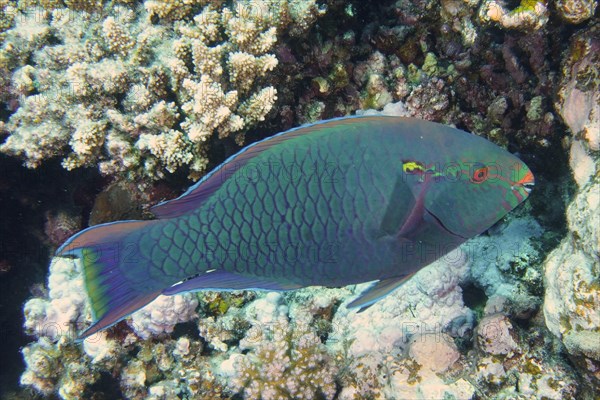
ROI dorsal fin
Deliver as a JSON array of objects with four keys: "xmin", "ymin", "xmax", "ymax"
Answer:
[
  {"xmin": 56, "ymin": 219, "xmax": 159, "ymax": 256},
  {"xmin": 151, "ymin": 116, "xmax": 382, "ymax": 219}
]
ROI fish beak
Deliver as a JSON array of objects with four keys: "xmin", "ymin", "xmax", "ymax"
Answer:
[{"xmin": 517, "ymin": 170, "xmax": 535, "ymax": 194}]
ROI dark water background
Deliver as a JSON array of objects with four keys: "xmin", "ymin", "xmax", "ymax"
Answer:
[{"xmin": 0, "ymin": 155, "xmax": 103, "ymax": 399}]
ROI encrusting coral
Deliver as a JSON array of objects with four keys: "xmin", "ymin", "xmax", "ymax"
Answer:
[
  {"xmin": 479, "ymin": 0, "xmax": 549, "ymax": 31},
  {"xmin": 555, "ymin": 0, "xmax": 598, "ymax": 24},
  {"xmin": 128, "ymin": 293, "xmax": 199, "ymax": 340},
  {"xmin": 0, "ymin": 0, "xmax": 325, "ymax": 181}
]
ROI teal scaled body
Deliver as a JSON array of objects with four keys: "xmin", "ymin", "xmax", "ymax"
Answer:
[{"xmin": 57, "ymin": 116, "xmax": 534, "ymax": 339}]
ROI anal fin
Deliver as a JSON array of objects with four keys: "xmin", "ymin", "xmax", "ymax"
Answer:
[
  {"xmin": 347, "ymin": 273, "xmax": 416, "ymax": 311},
  {"xmin": 163, "ymin": 270, "xmax": 302, "ymax": 296}
]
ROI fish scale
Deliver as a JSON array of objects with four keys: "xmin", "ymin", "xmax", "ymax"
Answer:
[{"xmin": 56, "ymin": 116, "xmax": 534, "ymax": 339}]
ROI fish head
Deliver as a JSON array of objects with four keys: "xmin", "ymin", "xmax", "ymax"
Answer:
[{"xmin": 402, "ymin": 129, "xmax": 534, "ymax": 239}]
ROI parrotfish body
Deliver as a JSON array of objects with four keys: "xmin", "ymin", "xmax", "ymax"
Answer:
[{"xmin": 57, "ymin": 116, "xmax": 534, "ymax": 339}]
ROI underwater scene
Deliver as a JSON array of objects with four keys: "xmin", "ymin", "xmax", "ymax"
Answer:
[{"xmin": 0, "ymin": 0, "xmax": 598, "ymax": 399}]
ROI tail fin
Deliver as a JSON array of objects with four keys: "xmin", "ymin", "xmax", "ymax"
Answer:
[{"xmin": 56, "ymin": 220, "xmax": 162, "ymax": 341}]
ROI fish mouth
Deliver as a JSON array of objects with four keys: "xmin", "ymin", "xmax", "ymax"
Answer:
[
  {"xmin": 517, "ymin": 170, "xmax": 535, "ymax": 194},
  {"xmin": 523, "ymin": 181, "xmax": 535, "ymax": 194}
]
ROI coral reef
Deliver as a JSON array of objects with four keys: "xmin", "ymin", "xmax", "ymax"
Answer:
[
  {"xmin": 21, "ymin": 337, "xmax": 102, "ymax": 398},
  {"xmin": 10, "ymin": 0, "xmax": 600, "ymax": 399},
  {"xmin": 467, "ymin": 216, "xmax": 545, "ymax": 316},
  {"xmin": 327, "ymin": 241, "xmax": 476, "ymax": 398},
  {"xmin": 472, "ymin": 309, "xmax": 578, "ymax": 399},
  {"xmin": 555, "ymin": 0, "xmax": 598, "ymax": 24},
  {"xmin": 542, "ymin": 21, "xmax": 600, "ymax": 392},
  {"xmin": 128, "ymin": 293, "xmax": 198, "ymax": 340},
  {"xmin": 324, "ymin": 208, "xmax": 570, "ymax": 399},
  {"xmin": 220, "ymin": 293, "xmax": 338, "ymax": 400},
  {"xmin": 555, "ymin": 22, "xmax": 599, "ymax": 187},
  {"xmin": 0, "ymin": 0, "xmax": 16, "ymax": 41},
  {"xmin": 0, "ymin": 0, "xmax": 325, "ymax": 181},
  {"xmin": 20, "ymin": 258, "xmax": 111, "ymax": 398},
  {"xmin": 23, "ymin": 257, "xmax": 200, "ymax": 343},
  {"xmin": 544, "ymin": 191, "xmax": 600, "ymax": 384},
  {"xmin": 23, "ymin": 257, "xmax": 91, "ymax": 342},
  {"xmin": 479, "ymin": 0, "xmax": 549, "ymax": 31},
  {"xmin": 543, "ymin": 157, "xmax": 599, "ymax": 388},
  {"xmin": 19, "ymin": 208, "xmax": 583, "ymax": 399},
  {"xmin": 118, "ymin": 338, "xmax": 226, "ymax": 399},
  {"xmin": 277, "ymin": 0, "xmax": 562, "ymax": 153},
  {"xmin": 20, "ymin": 256, "xmax": 213, "ymax": 398}
]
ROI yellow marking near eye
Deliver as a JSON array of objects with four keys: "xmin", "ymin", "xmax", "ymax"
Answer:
[{"xmin": 403, "ymin": 161, "xmax": 425, "ymax": 173}]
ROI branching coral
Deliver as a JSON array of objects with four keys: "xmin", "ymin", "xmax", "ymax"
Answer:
[
  {"xmin": 221, "ymin": 303, "xmax": 338, "ymax": 399},
  {"xmin": 0, "ymin": 0, "xmax": 325, "ymax": 181},
  {"xmin": 144, "ymin": 0, "xmax": 210, "ymax": 21}
]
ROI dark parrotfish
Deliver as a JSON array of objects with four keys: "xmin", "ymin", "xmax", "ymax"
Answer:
[{"xmin": 57, "ymin": 116, "xmax": 534, "ymax": 339}]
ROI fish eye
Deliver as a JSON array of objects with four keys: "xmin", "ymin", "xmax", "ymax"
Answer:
[{"xmin": 472, "ymin": 166, "xmax": 489, "ymax": 183}]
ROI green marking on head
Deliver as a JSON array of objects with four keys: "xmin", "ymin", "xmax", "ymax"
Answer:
[{"xmin": 401, "ymin": 128, "xmax": 534, "ymax": 238}]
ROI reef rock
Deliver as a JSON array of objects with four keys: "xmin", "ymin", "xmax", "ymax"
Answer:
[
  {"xmin": 555, "ymin": 0, "xmax": 598, "ymax": 24},
  {"xmin": 543, "ymin": 178, "xmax": 600, "ymax": 384},
  {"xmin": 544, "ymin": 21, "xmax": 600, "ymax": 387},
  {"xmin": 555, "ymin": 22, "xmax": 599, "ymax": 186}
]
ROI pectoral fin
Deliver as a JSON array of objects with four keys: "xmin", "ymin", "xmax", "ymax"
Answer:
[
  {"xmin": 378, "ymin": 173, "xmax": 434, "ymax": 241},
  {"xmin": 378, "ymin": 175, "xmax": 415, "ymax": 237},
  {"xmin": 347, "ymin": 273, "xmax": 416, "ymax": 311}
]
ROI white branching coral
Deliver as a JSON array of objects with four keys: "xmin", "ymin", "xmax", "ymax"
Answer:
[
  {"xmin": 137, "ymin": 129, "xmax": 196, "ymax": 174},
  {"xmin": 102, "ymin": 16, "xmax": 136, "ymax": 56},
  {"xmin": 144, "ymin": 0, "xmax": 211, "ymax": 21},
  {"xmin": 180, "ymin": 76, "xmax": 242, "ymax": 142},
  {"xmin": 239, "ymin": 86, "xmax": 278, "ymax": 124},
  {"xmin": 170, "ymin": 2, "xmax": 282, "ymax": 152},
  {"xmin": 63, "ymin": 117, "xmax": 107, "ymax": 169},
  {"xmin": 0, "ymin": 0, "xmax": 325, "ymax": 181},
  {"xmin": 227, "ymin": 52, "xmax": 278, "ymax": 93}
]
